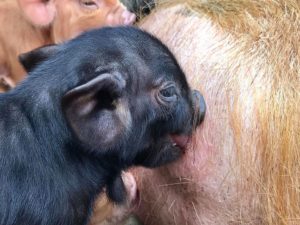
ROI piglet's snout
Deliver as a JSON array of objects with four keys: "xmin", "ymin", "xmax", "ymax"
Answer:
[
  {"xmin": 192, "ymin": 90, "xmax": 206, "ymax": 126},
  {"xmin": 108, "ymin": 4, "xmax": 136, "ymax": 26}
]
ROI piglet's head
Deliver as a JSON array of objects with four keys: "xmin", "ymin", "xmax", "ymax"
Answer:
[
  {"xmin": 19, "ymin": 27, "xmax": 206, "ymax": 170},
  {"xmin": 18, "ymin": 0, "xmax": 136, "ymax": 42},
  {"xmin": 51, "ymin": 0, "xmax": 136, "ymax": 42}
]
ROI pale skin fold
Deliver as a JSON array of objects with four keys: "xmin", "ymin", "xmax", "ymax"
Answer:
[{"xmin": 132, "ymin": 1, "xmax": 300, "ymax": 225}]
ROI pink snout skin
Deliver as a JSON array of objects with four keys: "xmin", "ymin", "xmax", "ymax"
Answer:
[
  {"xmin": 122, "ymin": 10, "xmax": 136, "ymax": 25},
  {"xmin": 106, "ymin": 7, "xmax": 136, "ymax": 26}
]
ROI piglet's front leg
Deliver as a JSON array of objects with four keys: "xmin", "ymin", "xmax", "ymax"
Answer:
[
  {"xmin": 106, "ymin": 172, "xmax": 140, "ymax": 224},
  {"xmin": 90, "ymin": 172, "xmax": 139, "ymax": 225}
]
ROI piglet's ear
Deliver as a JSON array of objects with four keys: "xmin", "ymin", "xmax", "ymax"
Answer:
[
  {"xmin": 19, "ymin": 45, "xmax": 60, "ymax": 72},
  {"xmin": 62, "ymin": 73, "xmax": 128, "ymax": 152}
]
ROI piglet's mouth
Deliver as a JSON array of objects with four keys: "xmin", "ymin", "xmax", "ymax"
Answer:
[{"xmin": 170, "ymin": 134, "xmax": 190, "ymax": 150}]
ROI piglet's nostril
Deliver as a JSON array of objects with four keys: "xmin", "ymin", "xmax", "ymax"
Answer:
[{"xmin": 192, "ymin": 90, "xmax": 206, "ymax": 125}]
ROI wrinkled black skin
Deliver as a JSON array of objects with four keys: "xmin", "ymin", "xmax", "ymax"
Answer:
[{"xmin": 0, "ymin": 27, "xmax": 196, "ymax": 225}]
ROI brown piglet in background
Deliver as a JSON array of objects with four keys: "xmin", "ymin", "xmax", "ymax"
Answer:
[{"xmin": 0, "ymin": 0, "xmax": 136, "ymax": 92}]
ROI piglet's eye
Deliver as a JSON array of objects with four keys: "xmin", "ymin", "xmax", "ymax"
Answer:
[
  {"xmin": 80, "ymin": 0, "xmax": 99, "ymax": 10},
  {"xmin": 158, "ymin": 84, "xmax": 178, "ymax": 103}
]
